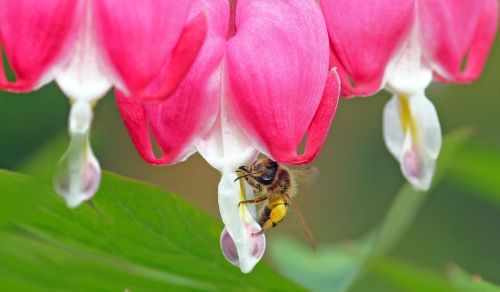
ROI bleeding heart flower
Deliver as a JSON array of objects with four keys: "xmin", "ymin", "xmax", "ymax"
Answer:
[
  {"xmin": 116, "ymin": 0, "xmax": 339, "ymax": 272},
  {"xmin": 0, "ymin": 0, "xmax": 207, "ymax": 207},
  {"xmin": 320, "ymin": 0, "xmax": 498, "ymax": 190}
]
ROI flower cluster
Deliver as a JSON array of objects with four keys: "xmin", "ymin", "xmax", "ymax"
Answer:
[{"xmin": 0, "ymin": 0, "xmax": 497, "ymax": 273}]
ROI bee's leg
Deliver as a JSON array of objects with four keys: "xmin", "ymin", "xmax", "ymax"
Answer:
[
  {"xmin": 238, "ymin": 166, "xmax": 250, "ymax": 172},
  {"xmin": 245, "ymin": 180, "xmax": 261, "ymax": 191},
  {"xmin": 238, "ymin": 195, "xmax": 267, "ymax": 207},
  {"xmin": 253, "ymin": 203, "xmax": 287, "ymax": 237}
]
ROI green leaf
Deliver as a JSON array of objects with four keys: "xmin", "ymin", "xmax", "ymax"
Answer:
[
  {"xmin": 368, "ymin": 259, "xmax": 500, "ymax": 292},
  {"xmin": 0, "ymin": 170, "xmax": 51, "ymax": 229},
  {"xmin": 447, "ymin": 143, "xmax": 500, "ymax": 209},
  {"xmin": 270, "ymin": 236, "xmax": 372, "ymax": 292},
  {"xmin": 446, "ymin": 264, "xmax": 500, "ymax": 292},
  {"xmin": 372, "ymin": 128, "xmax": 471, "ymax": 255},
  {"xmin": 368, "ymin": 258, "xmax": 454, "ymax": 292},
  {"xmin": 0, "ymin": 171, "xmax": 304, "ymax": 291},
  {"xmin": 0, "ymin": 133, "xmax": 67, "ymax": 229},
  {"xmin": 15, "ymin": 132, "xmax": 68, "ymax": 175}
]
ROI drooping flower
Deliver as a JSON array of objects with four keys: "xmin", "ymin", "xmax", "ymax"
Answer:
[
  {"xmin": 116, "ymin": 0, "xmax": 339, "ymax": 272},
  {"xmin": 0, "ymin": 0, "xmax": 207, "ymax": 207},
  {"xmin": 320, "ymin": 0, "xmax": 498, "ymax": 190}
]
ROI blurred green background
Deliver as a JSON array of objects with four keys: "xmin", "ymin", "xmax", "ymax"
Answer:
[{"xmin": 1, "ymin": 38, "xmax": 500, "ymax": 291}]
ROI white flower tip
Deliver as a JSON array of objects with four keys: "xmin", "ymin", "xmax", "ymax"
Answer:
[
  {"xmin": 401, "ymin": 146, "xmax": 435, "ymax": 191},
  {"xmin": 53, "ymin": 152, "xmax": 101, "ymax": 208},
  {"xmin": 64, "ymin": 193, "xmax": 89, "ymax": 209},
  {"xmin": 383, "ymin": 94, "xmax": 441, "ymax": 193},
  {"xmin": 402, "ymin": 146, "xmax": 421, "ymax": 178},
  {"xmin": 220, "ymin": 226, "xmax": 266, "ymax": 273},
  {"xmin": 54, "ymin": 101, "xmax": 101, "ymax": 208}
]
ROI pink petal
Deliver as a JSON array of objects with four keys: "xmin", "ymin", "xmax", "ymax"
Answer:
[
  {"xmin": 288, "ymin": 71, "xmax": 340, "ymax": 164},
  {"xmin": 115, "ymin": 0, "xmax": 228, "ymax": 165},
  {"xmin": 227, "ymin": 0, "xmax": 333, "ymax": 164},
  {"xmin": 115, "ymin": 92, "xmax": 162, "ymax": 164},
  {"xmin": 419, "ymin": 0, "xmax": 499, "ymax": 83},
  {"xmin": 320, "ymin": 0, "xmax": 415, "ymax": 97},
  {"xmin": 142, "ymin": 13, "xmax": 208, "ymax": 102},
  {"xmin": 95, "ymin": 0, "xmax": 206, "ymax": 101},
  {"xmin": 0, "ymin": 0, "xmax": 80, "ymax": 91}
]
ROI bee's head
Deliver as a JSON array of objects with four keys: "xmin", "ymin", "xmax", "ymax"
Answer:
[{"xmin": 249, "ymin": 158, "xmax": 278, "ymax": 185}]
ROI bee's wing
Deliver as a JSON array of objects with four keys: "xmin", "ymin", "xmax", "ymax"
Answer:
[
  {"xmin": 284, "ymin": 194, "xmax": 316, "ymax": 250},
  {"xmin": 290, "ymin": 166, "xmax": 319, "ymax": 186}
]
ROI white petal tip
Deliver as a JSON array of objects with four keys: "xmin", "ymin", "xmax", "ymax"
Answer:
[
  {"xmin": 54, "ymin": 100, "xmax": 101, "ymax": 208},
  {"xmin": 401, "ymin": 147, "xmax": 435, "ymax": 192},
  {"xmin": 407, "ymin": 176, "xmax": 432, "ymax": 192},
  {"xmin": 64, "ymin": 195, "xmax": 89, "ymax": 209},
  {"xmin": 383, "ymin": 94, "xmax": 441, "ymax": 193},
  {"xmin": 53, "ymin": 156, "xmax": 101, "ymax": 208},
  {"xmin": 220, "ymin": 226, "xmax": 266, "ymax": 273}
]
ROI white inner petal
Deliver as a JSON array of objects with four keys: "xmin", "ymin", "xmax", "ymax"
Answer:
[
  {"xmin": 384, "ymin": 28, "xmax": 432, "ymax": 97},
  {"xmin": 411, "ymin": 95, "xmax": 442, "ymax": 159},
  {"xmin": 383, "ymin": 95, "xmax": 405, "ymax": 160},
  {"xmin": 53, "ymin": 101, "xmax": 101, "ymax": 208},
  {"xmin": 218, "ymin": 172, "xmax": 265, "ymax": 273},
  {"xmin": 382, "ymin": 24, "xmax": 443, "ymax": 191},
  {"xmin": 197, "ymin": 63, "xmax": 258, "ymax": 171},
  {"xmin": 196, "ymin": 60, "xmax": 262, "ymax": 272},
  {"xmin": 400, "ymin": 130, "xmax": 435, "ymax": 191},
  {"xmin": 54, "ymin": 0, "xmax": 113, "ymax": 102},
  {"xmin": 383, "ymin": 94, "xmax": 442, "ymax": 191}
]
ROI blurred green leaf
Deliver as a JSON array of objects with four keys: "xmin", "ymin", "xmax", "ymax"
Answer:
[
  {"xmin": 0, "ymin": 170, "xmax": 52, "ymax": 230},
  {"xmin": 368, "ymin": 259, "xmax": 500, "ymax": 292},
  {"xmin": 0, "ymin": 171, "xmax": 304, "ymax": 291},
  {"xmin": 0, "ymin": 133, "xmax": 68, "ymax": 229},
  {"xmin": 448, "ymin": 143, "xmax": 500, "ymax": 209},
  {"xmin": 373, "ymin": 128, "xmax": 472, "ymax": 255},
  {"xmin": 270, "ymin": 235, "xmax": 373, "ymax": 292},
  {"xmin": 368, "ymin": 258, "xmax": 453, "ymax": 292},
  {"xmin": 446, "ymin": 264, "xmax": 500, "ymax": 292},
  {"xmin": 0, "ymin": 85, "xmax": 67, "ymax": 170},
  {"xmin": 15, "ymin": 132, "xmax": 68, "ymax": 175}
]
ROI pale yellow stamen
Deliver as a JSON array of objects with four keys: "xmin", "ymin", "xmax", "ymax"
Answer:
[
  {"xmin": 238, "ymin": 176, "xmax": 247, "ymax": 218},
  {"xmin": 398, "ymin": 94, "xmax": 418, "ymax": 142}
]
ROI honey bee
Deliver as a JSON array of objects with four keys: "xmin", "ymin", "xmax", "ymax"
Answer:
[{"xmin": 235, "ymin": 158, "xmax": 318, "ymax": 248}]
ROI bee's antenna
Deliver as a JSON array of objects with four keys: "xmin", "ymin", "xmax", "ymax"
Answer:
[
  {"xmin": 234, "ymin": 166, "xmax": 264, "ymax": 182},
  {"xmin": 234, "ymin": 173, "xmax": 253, "ymax": 182},
  {"xmin": 234, "ymin": 169, "xmax": 264, "ymax": 182}
]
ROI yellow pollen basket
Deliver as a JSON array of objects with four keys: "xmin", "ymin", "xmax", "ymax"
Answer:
[{"xmin": 398, "ymin": 94, "xmax": 419, "ymax": 142}]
